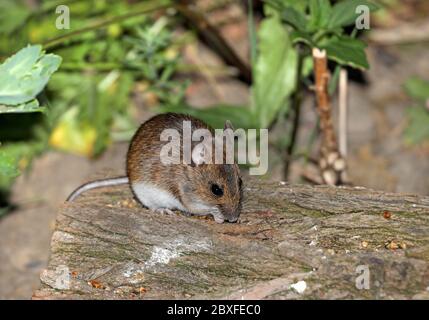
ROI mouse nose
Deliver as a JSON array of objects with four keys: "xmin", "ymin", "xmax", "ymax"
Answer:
[
  {"xmin": 219, "ymin": 205, "xmax": 240, "ymax": 223},
  {"xmin": 227, "ymin": 216, "xmax": 239, "ymax": 223}
]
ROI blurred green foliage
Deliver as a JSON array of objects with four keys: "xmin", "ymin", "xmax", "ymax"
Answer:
[
  {"xmin": 0, "ymin": 0, "xmax": 181, "ymax": 197},
  {"xmin": 0, "ymin": 44, "xmax": 61, "ymax": 191},
  {"xmin": 124, "ymin": 19, "xmax": 188, "ymax": 107},
  {"xmin": 0, "ymin": 0, "xmax": 382, "ymax": 210},
  {"xmin": 163, "ymin": 4, "xmax": 299, "ymax": 130},
  {"xmin": 273, "ymin": 0, "xmax": 379, "ymax": 69},
  {"xmin": 165, "ymin": 0, "xmax": 377, "ymax": 139},
  {"xmin": 403, "ymin": 77, "xmax": 429, "ymax": 145}
]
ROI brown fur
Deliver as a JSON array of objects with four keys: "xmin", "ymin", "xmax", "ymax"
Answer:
[{"xmin": 127, "ymin": 113, "xmax": 242, "ymax": 221}]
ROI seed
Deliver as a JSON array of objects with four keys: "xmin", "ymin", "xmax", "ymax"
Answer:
[
  {"xmin": 383, "ymin": 211, "xmax": 391, "ymax": 219},
  {"xmin": 88, "ymin": 280, "xmax": 104, "ymax": 289},
  {"xmin": 139, "ymin": 287, "xmax": 147, "ymax": 294},
  {"xmin": 385, "ymin": 241, "xmax": 399, "ymax": 250}
]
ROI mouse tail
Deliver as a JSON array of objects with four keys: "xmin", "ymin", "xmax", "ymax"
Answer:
[{"xmin": 66, "ymin": 177, "xmax": 129, "ymax": 202}]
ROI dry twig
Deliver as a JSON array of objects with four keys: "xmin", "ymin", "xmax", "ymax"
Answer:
[{"xmin": 312, "ymin": 48, "xmax": 346, "ymax": 185}]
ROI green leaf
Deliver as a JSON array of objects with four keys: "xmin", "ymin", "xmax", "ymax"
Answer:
[
  {"xmin": 252, "ymin": 15, "xmax": 298, "ymax": 127},
  {"xmin": 328, "ymin": 0, "xmax": 379, "ymax": 29},
  {"xmin": 280, "ymin": 6, "xmax": 308, "ymax": 31},
  {"xmin": 301, "ymin": 56, "xmax": 314, "ymax": 78},
  {"xmin": 0, "ymin": 100, "xmax": 45, "ymax": 114},
  {"xmin": 274, "ymin": 0, "xmax": 308, "ymax": 12},
  {"xmin": 291, "ymin": 30, "xmax": 314, "ymax": 46},
  {"xmin": 0, "ymin": 45, "xmax": 62, "ymax": 105},
  {"xmin": 308, "ymin": 0, "xmax": 332, "ymax": 31},
  {"xmin": 0, "ymin": 1, "xmax": 31, "ymax": 35},
  {"xmin": 0, "ymin": 148, "xmax": 20, "ymax": 181},
  {"xmin": 320, "ymin": 36, "xmax": 369, "ymax": 70},
  {"xmin": 404, "ymin": 107, "xmax": 429, "ymax": 145},
  {"xmin": 404, "ymin": 77, "xmax": 429, "ymax": 102},
  {"xmin": 0, "ymin": 142, "xmax": 39, "ymax": 189}
]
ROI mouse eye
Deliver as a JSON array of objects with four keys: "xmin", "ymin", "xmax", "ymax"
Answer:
[{"xmin": 211, "ymin": 184, "xmax": 224, "ymax": 197}]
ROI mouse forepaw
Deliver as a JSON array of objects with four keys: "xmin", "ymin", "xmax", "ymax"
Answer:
[{"xmin": 152, "ymin": 208, "xmax": 175, "ymax": 216}]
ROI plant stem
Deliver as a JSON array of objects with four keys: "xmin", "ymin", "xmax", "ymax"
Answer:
[
  {"xmin": 283, "ymin": 49, "xmax": 304, "ymax": 180},
  {"xmin": 176, "ymin": 1, "xmax": 252, "ymax": 85},
  {"xmin": 312, "ymin": 48, "xmax": 346, "ymax": 185},
  {"xmin": 42, "ymin": 2, "xmax": 172, "ymax": 49}
]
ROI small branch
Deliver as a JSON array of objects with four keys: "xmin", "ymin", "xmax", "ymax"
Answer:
[
  {"xmin": 312, "ymin": 48, "xmax": 337, "ymax": 151},
  {"xmin": 42, "ymin": 2, "xmax": 171, "ymax": 49},
  {"xmin": 312, "ymin": 48, "xmax": 345, "ymax": 185},
  {"xmin": 176, "ymin": 1, "xmax": 252, "ymax": 85}
]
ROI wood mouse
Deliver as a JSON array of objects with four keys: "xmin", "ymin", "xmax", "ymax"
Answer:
[{"xmin": 66, "ymin": 113, "xmax": 243, "ymax": 223}]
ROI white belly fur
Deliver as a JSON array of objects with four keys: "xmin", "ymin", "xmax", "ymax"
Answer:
[{"xmin": 131, "ymin": 182, "xmax": 186, "ymax": 211}]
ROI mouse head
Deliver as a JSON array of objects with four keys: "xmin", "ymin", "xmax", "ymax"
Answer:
[
  {"xmin": 180, "ymin": 121, "xmax": 243, "ymax": 223},
  {"xmin": 182, "ymin": 163, "xmax": 243, "ymax": 223}
]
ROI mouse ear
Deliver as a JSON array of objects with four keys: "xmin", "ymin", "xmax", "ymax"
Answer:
[
  {"xmin": 191, "ymin": 143, "xmax": 209, "ymax": 166},
  {"xmin": 224, "ymin": 120, "xmax": 234, "ymax": 131}
]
